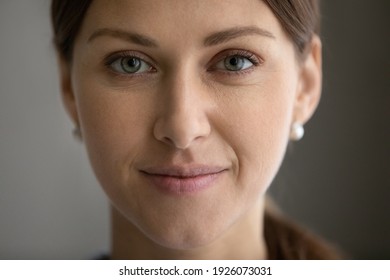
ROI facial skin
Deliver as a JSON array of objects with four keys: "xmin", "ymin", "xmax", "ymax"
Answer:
[{"xmin": 59, "ymin": 0, "xmax": 322, "ymax": 259}]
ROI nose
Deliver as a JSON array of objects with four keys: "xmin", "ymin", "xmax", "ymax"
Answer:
[{"xmin": 153, "ymin": 71, "xmax": 211, "ymax": 150}]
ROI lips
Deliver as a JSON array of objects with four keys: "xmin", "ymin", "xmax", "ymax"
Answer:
[{"xmin": 139, "ymin": 165, "xmax": 227, "ymax": 195}]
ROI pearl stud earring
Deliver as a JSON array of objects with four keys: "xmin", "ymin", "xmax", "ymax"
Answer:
[
  {"xmin": 73, "ymin": 126, "xmax": 82, "ymax": 141},
  {"xmin": 290, "ymin": 122, "xmax": 304, "ymax": 141}
]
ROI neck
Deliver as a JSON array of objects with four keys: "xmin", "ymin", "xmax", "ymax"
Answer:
[{"xmin": 111, "ymin": 200, "xmax": 267, "ymax": 260}]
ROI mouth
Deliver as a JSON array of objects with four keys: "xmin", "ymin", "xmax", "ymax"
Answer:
[{"xmin": 139, "ymin": 165, "xmax": 227, "ymax": 195}]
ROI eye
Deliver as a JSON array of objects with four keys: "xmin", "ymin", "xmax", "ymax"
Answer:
[
  {"xmin": 215, "ymin": 55, "xmax": 254, "ymax": 72},
  {"xmin": 109, "ymin": 56, "xmax": 152, "ymax": 74}
]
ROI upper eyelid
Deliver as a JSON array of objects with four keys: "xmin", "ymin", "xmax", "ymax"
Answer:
[
  {"xmin": 104, "ymin": 50, "xmax": 156, "ymax": 67},
  {"xmin": 103, "ymin": 51, "xmax": 157, "ymax": 77},
  {"xmin": 225, "ymin": 50, "xmax": 261, "ymax": 63},
  {"xmin": 207, "ymin": 49, "xmax": 263, "ymax": 71}
]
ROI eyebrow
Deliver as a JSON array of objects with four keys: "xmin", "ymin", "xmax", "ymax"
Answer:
[
  {"xmin": 87, "ymin": 26, "xmax": 275, "ymax": 47},
  {"xmin": 88, "ymin": 28, "xmax": 159, "ymax": 47},
  {"xmin": 204, "ymin": 26, "xmax": 275, "ymax": 46}
]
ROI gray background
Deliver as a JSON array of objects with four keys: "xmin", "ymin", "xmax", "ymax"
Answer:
[{"xmin": 0, "ymin": 0, "xmax": 389, "ymax": 259}]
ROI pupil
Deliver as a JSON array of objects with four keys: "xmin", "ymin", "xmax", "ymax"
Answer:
[
  {"xmin": 224, "ymin": 56, "xmax": 244, "ymax": 71},
  {"xmin": 127, "ymin": 58, "xmax": 138, "ymax": 67},
  {"xmin": 229, "ymin": 57, "xmax": 239, "ymax": 66},
  {"xmin": 122, "ymin": 57, "xmax": 141, "ymax": 73}
]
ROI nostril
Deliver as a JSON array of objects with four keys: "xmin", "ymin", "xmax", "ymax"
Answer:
[
  {"xmin": 162, "ymin": 135, "xmax": 193, "ymax": 150},
  {"xmin": 154, "ymin": 119, "xmax": 210, "ymax": 150},
  {"xmin": 162, "ymin": 136, "xmax": 175, "ymax": 146}
]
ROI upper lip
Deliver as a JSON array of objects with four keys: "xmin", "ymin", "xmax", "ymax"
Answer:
[{"xmin": 140, "ymin": 165, "xmax": 227, "ymax": 178}]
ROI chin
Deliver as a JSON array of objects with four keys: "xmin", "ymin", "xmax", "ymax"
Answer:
[
  {"xmin": 138, "ymin": 220, "xmax": 218, "ymax": 250},
  {"xmin": 132, "ymin": 210, "xmax": 235, "ymax": 251}
]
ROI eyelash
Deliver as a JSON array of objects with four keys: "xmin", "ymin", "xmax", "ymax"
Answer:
[
  {"xmin": 104, "ymin": 50, "xmax": 156, "ymax": 78},
  {"xmin": 209, "ymin": 49, "xmax": 262, "ymax": 75},
  {"xmin": 103, "ymin": 49, "xmax": 263, "ymax": 78}
]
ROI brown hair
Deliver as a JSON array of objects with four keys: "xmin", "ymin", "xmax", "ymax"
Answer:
[
  {"xmin": 264, "ymin": 198, "xmax": 340, "ymax": 259},
  {"xmin": 51, "ymin": 0, "xmax": 338, "ymax": 259},
  {"xmin": 51, "ymin": 0, "xmax": 92, "ymax": 61},
  {"xmin": 263, "ymin": 0, "xmax": 320, "ymax": 55}
]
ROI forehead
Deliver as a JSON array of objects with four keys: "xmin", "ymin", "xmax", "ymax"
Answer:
[{"xmin": 78, "ymin": 0, "xmax": 285, "ymax": 45}]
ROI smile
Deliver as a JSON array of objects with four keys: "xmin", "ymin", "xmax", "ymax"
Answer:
[{"xmin": 140, "ymin": 165, "xmax": 227, "ymax": 195}]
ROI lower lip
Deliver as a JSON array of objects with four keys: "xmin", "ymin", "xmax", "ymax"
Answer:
[{"xmin": 142, "ymin": 172, "xmax": 224, "ymax": 195}]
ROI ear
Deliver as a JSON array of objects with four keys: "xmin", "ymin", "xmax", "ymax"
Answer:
[
  {"xmin": 57, "ymin": 55, "xmax": 80, "ymax": 127},
  {"xmin": 293, "ymin": 35, "xmax": 322, "ymax": 125}
]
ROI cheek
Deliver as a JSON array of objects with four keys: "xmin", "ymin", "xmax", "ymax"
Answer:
[
  {"xmin": 73, "ymin": 78, "xmax": 154, "ymax": 194},
  {"xmin": 220, "ymin": 76, "xmax": 296, "ymax": 195}
]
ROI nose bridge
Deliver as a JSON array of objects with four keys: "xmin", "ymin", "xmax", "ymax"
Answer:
[
  {"xmin": 154, "ymin": 65, "xmax": 211, "ymax": 149},
  {"xmin": 167, "ymin": 66, "xmax": 195, "ymax": 114}
]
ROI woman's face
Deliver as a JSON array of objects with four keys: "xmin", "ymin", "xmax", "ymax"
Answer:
[{"xmin": 62, "ymin": 0, "xmax": 321, "ymax": 249}]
